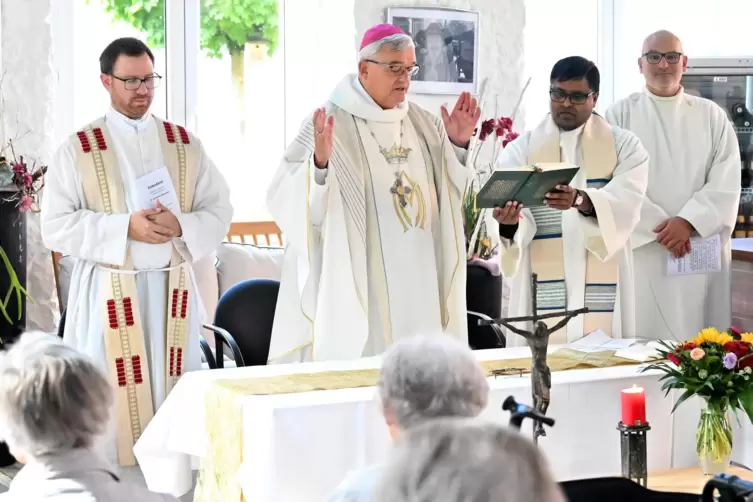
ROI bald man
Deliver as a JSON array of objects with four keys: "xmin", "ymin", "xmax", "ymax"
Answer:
[{"xmin": 605, "ymin": 30, "xmax": 741, "ymax": 340}]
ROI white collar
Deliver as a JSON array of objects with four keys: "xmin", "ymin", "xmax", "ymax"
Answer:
[
  {"xmin": 105, "ymin": 106, "xmax": 154, "ymax": 133},
  {"xmin": 328, "ymin": 74, "xmax": 409, "ymax": 123},
  {"xmin": 643, "ymin": 85, "xmax": 685, "ymax": 102}
]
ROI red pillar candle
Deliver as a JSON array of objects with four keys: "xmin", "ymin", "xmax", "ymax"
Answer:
[{"xmin": 621, "ymin": 385, "xmax": 647, "ymax": 426}]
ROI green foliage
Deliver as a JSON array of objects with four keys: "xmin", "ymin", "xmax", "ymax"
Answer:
[{"xmin": 95, "ymin": 0, "xmax": 279, "ymax": 57}]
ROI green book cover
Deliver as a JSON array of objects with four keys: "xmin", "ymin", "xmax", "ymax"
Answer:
[{"xmin": 475, "ymin": 162, "xmax": 580, "ymax": 208}]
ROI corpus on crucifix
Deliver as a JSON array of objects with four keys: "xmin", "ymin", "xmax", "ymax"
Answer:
[{"xmin": 481, "ymin": 272, "xmax": 588, "ymax": 443}]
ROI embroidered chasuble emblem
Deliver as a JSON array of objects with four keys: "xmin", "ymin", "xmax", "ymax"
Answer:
[
  {"xmin": 72, "ymin": 118, "xmax": 198, "ymax": 466},
  {"xmin": 527, "ymin": 114, "xmax": 620, "ymax": 342}
]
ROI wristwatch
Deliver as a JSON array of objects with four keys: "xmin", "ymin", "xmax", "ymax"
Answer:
[{"xmin": 572, "ymin": 189, "xmax": 584, "ymax": 208}]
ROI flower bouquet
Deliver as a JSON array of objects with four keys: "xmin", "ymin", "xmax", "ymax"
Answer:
[
  {"xmin": 0, "ymin": 142, "xmax": 43, "ymax": 327},
  {"xmin": 463, "ymin": 78, "xmax": 529, "ymax": 266},
  {"xmin": 642, "ymin": 327, "xmax": 753, "ymax": 474}
]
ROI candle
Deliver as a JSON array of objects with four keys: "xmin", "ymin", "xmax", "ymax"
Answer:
[{"xmin": 621, "ymin": 385, "xmax": 646, "ymax": 426}]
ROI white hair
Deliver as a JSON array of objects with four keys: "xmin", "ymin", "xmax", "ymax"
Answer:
[
  {"xmin": 0, "ymin": 331, "xmax": 113, "ymax": 458},
  {"xmin": 375, "ymin": 418, "xmax": 565, "ymax": 502},
  {"xmin": 378, "ymin": 334, "xmax": 489, "ymax": 429},
  {"xmin": 358, "ymin": 33, "xmax": 414, "ymax": 61}
]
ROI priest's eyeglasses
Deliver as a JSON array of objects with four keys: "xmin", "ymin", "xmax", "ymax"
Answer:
[
  {"xmin": 111, "ymin": 73, "xmax": 163, "ymax": 90},
  {"xmin": 549, "ymin": 88, "xmax": 595, "ymax": 105},
  {"xmin": 643, "ymin": 51, "xmax": 683, "ymax": 64},
  {"xmin": 365, "ymin": 60, "xmax": 420, "ymax": 77}
]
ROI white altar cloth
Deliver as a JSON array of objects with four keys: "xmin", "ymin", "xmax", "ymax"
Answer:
[{"xmin": 133, "ymin": 345, "xmax": 753, "ymax": 501}]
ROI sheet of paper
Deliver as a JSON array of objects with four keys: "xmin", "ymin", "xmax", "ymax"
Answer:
[
  {"xmin": 614, "ymin": 341, "xmax": 664, "ymax": 362},
  {"xmin": 565, "ymin": 330, "xmax": 637, "ymax": 353},
  {"xmin": 135, "ymin": 167, "xmax": 180, "ymax": 214},
  {"xmin": 666, "ymin": 234, "xmax": 721, "ymax": 276}
]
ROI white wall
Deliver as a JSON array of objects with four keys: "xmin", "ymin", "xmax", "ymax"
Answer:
[
  {"xmin": 1, "ymin": 0, "xmax": 57, "ymax": 332},
  {"xmin": 353, "ymin": 0, "xmax": 525, "ymax": 126}
]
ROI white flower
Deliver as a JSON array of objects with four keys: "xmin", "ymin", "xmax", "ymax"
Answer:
[
  {"xmin": 698, "ymin": 369, "xmax": 708, "ymax": 379},
  {"xmin": 745, "ymin": 375, "xmax": 750, "ymax": 381},
  {"xmin": 745, "ymin": 367, "xmax": 752, "ymax": 374}
]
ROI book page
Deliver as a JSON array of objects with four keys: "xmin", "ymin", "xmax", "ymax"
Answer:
[{"xmin": 666, "ymin": 234, "xmax": 722, "ymax": 276}]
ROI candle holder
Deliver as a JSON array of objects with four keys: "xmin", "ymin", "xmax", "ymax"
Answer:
[{"xmin": 617, "ymin": 421, "xmax": 650, "ymax": 487}]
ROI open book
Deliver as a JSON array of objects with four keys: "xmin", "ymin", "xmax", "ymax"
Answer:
[{"xmin": 475, "ymin": 162, "xmax": 580, "ymax": 209}]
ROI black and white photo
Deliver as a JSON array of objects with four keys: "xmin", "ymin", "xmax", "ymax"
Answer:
[{"xmin": 386, "ymin": 7, "xmax": 479, "ymax": 95}]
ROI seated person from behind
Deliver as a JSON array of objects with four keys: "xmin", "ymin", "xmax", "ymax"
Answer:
[
  {"xmin": 374, "ymin": 418, "xmax": 565, "ymax": 502},
  {"xmin": 0, "ymin": 331, "xmax": 178, "ymax": 501},
  {"xmin": 327, "ymin": 333, "xmax": 490, "ymax": 502}
]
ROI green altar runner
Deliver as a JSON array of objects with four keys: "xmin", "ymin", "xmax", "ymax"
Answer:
[{"xmin": 194, "ymin": 349, "xmax": 638, "ymax": 502}]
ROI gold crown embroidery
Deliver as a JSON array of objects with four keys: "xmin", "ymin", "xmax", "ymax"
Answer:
[{"xmin": 379, "ymin": 144, "xmax": 412, "ymax": 165}]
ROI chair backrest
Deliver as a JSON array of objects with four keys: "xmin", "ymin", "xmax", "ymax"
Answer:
[
  {"xmin": 559, "ymin": 477, "xmax": 699, "ymax": 502},
  {"xmin": 214, "ymin": 278, "xmax": 279, "ymax": 366},
  {"xmin": 226, "ymin": 221, "xmax": 283, "ymax": 247}
]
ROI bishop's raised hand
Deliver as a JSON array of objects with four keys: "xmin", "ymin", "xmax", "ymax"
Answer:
[
  {"xmin": 441, "ymin": 92, "xmax": 481, "ymax": 149},
  {"xmin": 312, "ymin": 108, "xmax": 335, "ymax": 169}
]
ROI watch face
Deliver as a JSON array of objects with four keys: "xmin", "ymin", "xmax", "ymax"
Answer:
[{"xmin": 575, "ymin": 194, "xmax": 583, "ymax": 206}]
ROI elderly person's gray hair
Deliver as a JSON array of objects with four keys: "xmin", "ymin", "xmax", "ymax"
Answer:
[
  {"xmin": 377, "ymin": 334, "xmax": 489, "ymax": 429},
  {"xmin": 375, "ymin": 418, "xmax": 565, "ymax": 502},
  {"xmin": 358, "ymin": 33, "xmax": 414, "ymax": 61},
  {"xmin": 0, "ymin": 331, "xmax": 113, "ymax": 458}
]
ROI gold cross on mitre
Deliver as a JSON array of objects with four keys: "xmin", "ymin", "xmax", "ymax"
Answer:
[{"xmin": 379, "ymin": 143, "xmax": 412, "ymax": 164}]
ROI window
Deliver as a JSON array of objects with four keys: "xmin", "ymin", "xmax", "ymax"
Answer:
[
  {"xmin": 51, "ymin": 0, "xmax": 167, "ymax": 148},
  {"xmin": 190, "ymin": 0, "xmax": 355, "ymax": 222},
  {"xmin": 522, "ymin": 0, "xmax": 600, "ymax": 129},
  {"xmin": 612, "ymin": 0, "xmax": 753, "ymax": 102}
]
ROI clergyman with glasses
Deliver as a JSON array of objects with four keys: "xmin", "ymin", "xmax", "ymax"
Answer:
[
  {"xmin": 40, "ymin": 37, "xmax": 232, "ymax": 467},
  {"xmin": 605, "ymin": 30, "xmax": 741, "ymax": 340},
  {"xmin": 491, "ymin": 56, "xmax": 649, "ymax": 346},
  {"xmin": 266, "ymin": 24, "xmax": 480, "ymax": 363}
]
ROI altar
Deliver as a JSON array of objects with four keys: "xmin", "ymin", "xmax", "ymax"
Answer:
[{"xmin": 133, "ymin": 345, "xmax": 753, "ymax": 501}]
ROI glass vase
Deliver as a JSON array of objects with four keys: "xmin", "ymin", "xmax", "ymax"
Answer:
[{"xmin": 696, "ymin": 401, "xmax": 733, "ymax": 475}]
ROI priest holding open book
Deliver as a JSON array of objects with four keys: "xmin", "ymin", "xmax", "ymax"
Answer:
[{"xmin": 489, "ymin": 56, "xmax": 649, "ymax": 345}]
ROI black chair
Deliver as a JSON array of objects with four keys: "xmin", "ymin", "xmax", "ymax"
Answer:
[
  {"xmin": 58, "ymin": 307, "xmax": 220, "ymax": 369},
  {"xmin": 203, "ymin": 278, "xmax": 279, "ymax": 368},
  {"xmin": 560, "ymin": 477, "xmax": 699, "ymax": 502},
  {"xmin": 466, "ymin": 262, "xmax": 506, "ymax": 349}
]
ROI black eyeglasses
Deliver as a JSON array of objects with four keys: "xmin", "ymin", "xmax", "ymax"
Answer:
[
  {"xmin": 365, "ymin": 60, "xmax": 420, "ymax": 77},
  {"xmin": 549, "ymin": 88, "xmax": 595, "ymax": 105},
  {"xmin": 642, "ymin": 51, "xmax": 683, "ymax": 64},
  {"xmin": 110, "ymin": 73, "xmax": 162, "ymax": 90}
]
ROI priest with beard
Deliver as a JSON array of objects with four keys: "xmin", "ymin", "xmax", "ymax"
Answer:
[
  {"xmin": 605, "ymin": 31, "xmax": 741, "ymax": 340},
  {"xmin": 492, "ymin": 56, "xmax": 649, "ymax": 346},
  {"xmin": 266, "ymin": 24, "xmax": 480, "ymax": 362}
]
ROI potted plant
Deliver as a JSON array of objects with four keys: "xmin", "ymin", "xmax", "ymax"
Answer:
[
  {"xmin": 642, "ymin": 327, "xmax": 753, "ymax": 475},
  {"xmin": 0, "ymin": 145, "xmax": 44, "ymax": 467},
  {"xmin": 462, "ymin": 79, "xmax": 528, "ymax": 350}
]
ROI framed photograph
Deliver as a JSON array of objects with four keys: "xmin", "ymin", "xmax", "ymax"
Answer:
[{"xmin": 385, "ymin": 7, "xmax": 479, "ymax": 95}]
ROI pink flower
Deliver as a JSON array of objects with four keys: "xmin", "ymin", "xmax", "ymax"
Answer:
[
  {"xmin": 11, "ymin": 161, "xmax": 24, "ymax": 175},
  {"xmin": 18, "ymin": 195, "xmax": 32, "ymax": 212},
  {"xmin": 690, "ymin": 347, "xmax": 706, "ymax": 360},
  {"xmin": 502, "ymin": 131, "xmax": 519, "ymax": 148},
  {"xmin": 22, "ymin": 173, "xmax": 32, "ymax": 187}
]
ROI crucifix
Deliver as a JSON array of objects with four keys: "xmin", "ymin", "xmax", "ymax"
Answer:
[{"xmin": 479, "ymin": 272, "xmax": 589, "ymax": 444}]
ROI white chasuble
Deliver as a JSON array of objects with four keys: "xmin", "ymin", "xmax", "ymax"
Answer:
[
  {"xmin": 266, "ymin": 74, "xmax": 470, "ymax": 362},
  {"xmin": 606, "ymin": 88, "xmax": 741, "ymax": 339},
  {"xmin": 41, "ymin": 108, "xmax": 233, "ymax": 467},
  {"xmin": 494, "ymin": 114, "xmax": 649, "ymax": 346},
  {"xmin": 357, "ymin": 117, "xmax": 442, "ymax": 356}
]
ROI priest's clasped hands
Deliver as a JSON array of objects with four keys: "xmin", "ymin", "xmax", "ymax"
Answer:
[
  {"xmin": 127, "ymin": 201, "xmax": 182, "ymax": 244},
  {"xmin": 654, "ymin": 217, "xmax": 693, "ymax": 258}
]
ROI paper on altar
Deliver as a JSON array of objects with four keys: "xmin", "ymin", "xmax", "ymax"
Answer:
[
  {"xmin": 666, "ymin": 234, "xmax": 721, "ymax": 276},
  {"xmin": 614, "ymin": 341, "xmax": 665, "ymax": 362},
  {"xmin": 135, "ymin": 167, "xmax": 181, "ymax": 213},
  {"xmin": 565, "ymin": 330, "xmax": 637, "ymax": 353}
]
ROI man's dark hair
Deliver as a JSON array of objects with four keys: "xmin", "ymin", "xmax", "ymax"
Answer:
[
  {"xmin": 99, "ymin": 37, "xmax": 154, "ymax": 75},
  {"xmin": 550, "ymin": 56, "xmax": 600, "ymax": 93}
]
